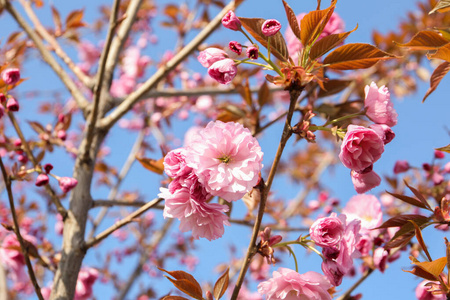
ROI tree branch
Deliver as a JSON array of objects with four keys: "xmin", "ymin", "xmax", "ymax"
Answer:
[
  {"xmin": 83, "ymin": 197, "xmax": 164, "ymax": 249},
  {"xmin": 0, "ymin": 156, "xmax": 44, "ymax": 300},
  {"xmin": 98, "ymin": 0, "xmax": 245, "ymax": 130},
  {"xmin": 17, "ymin": 0, "xmax": 93, "ymax": 88},
  {"xmin": 2, "ymin": 0, "xmax": 90, "ymax": 116},
  {"xmin": 91, "ymin": 199, "xmax": 147, "ymax": 208}
]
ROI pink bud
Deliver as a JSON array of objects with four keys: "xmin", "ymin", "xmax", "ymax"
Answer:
[
  {"xmin": 261, "ymin": 19, "xmax": 281, "ymax": 37},
  {"xmin": 369, "ymin": 124, "xmax": 395, "ymax": 145},
  {"xmin": 222, "ymin": 10, "xmax": 241, "ymax": 31},
  {"xmin": 44, "ymin": 163, "xmax": 54, "ymax": 173},
  {"xmin": 59, "ymin": 177, "xmax": 78, "ymax": 193},
  {"xmin": 351, "ymin": 169, "xmax": 381, "ymax": 194},
  {"xmin": 57, "ymin": 130, "xmax": 67, "ymax": 141},
  {"xmin": 229, "ymin": 41, "xmax": 242, "ymax": 55},
  {"xmin": 393, "ymin": 160, "xmax": 409, "ymax": 174},
  {"xmin": 58, "ymin": 113, "xmax": 66, "ymax": 123},
  {"xmin": 13, "ymin": 139, "xmax": 22, "ymax": 147},
  {"xmin": 0, "ymin": 105, "xmax": 4, "ymax": 119},
  {"xmin": 35, "ymin": 174, "xmax": 49, "ymax": 186},
  {"xmin": 6, "ymin": 97, "xmax": 19, "ymax": 112},
  {"xmin": 246, "ymin": 46, "xmax": 259, "ymax": 59},
  {"xmin": 435, "ymin": 150, "xmax": 445, "ymax": 159},
  {"xmin": 18, "ymin": 154, "xmax": 28, "ymax": 164},
  {"xmin": 422, "ymin": 163, "xmax": 431, "ymax": 172},
  {"xmin": 0, "ymin": 93, "xmax": 6, "ymax": 103},
  {"xmin": 197, "ymin": 48, "xmax": 228, "ymax": 68},
  {"xmin": 207, "ymin": 59, "xmax": 237, "ymax": 84},
  {"xmin": 1, "ymin": 68, "xmax": 21, "ymax": 85}
]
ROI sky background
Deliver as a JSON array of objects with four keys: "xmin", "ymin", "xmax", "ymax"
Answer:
[{"xmin": 1, "ymin": 0, "xmax": 450, "ymax": 299}]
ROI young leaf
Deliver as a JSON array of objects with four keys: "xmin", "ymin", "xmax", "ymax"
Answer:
[
  {"xmin": 162, "ymin": 296, "xmax": 189, "ymax": 300},
  {"xmin": 257, "ymin": 81, "xmax": 271, "ymax": 108},
  {"xmin": 317, "ymin": 79, "xmax": 352, "ymax": 97},
  {"xmin": 300, "ymin": 5, "xmax": 334, "ymax": 47},
  {"xmin": 428, "ymin": 43, "xmax": 450, "ymax": 62},
  {"xmin": 51, "ymin": 6, "xmax": 63, "ymax": 34},
  {"xmin": 136, "ymin": 156, "xmax": 164, "ymax": 175},
  {"xmin": 403, "ymin": 181, "xmax": 432, "ymax": 211},
  {"xmin": 422, "ymin": 61, "xmax": 450, "ymax": 102},
  {"xmin": 28, "ymin": 121, "xmax": 47, "ymax": 135},
  {"xmin": 430, "ymin": 0, "xmax": 450, "ymax": 14},
  {"xmin": 386, "ymin": 191, "xmax": 429, "ymax": 210},
  {"xmin": 239, "ymin": 18, "xmax": 289, "ymax": 62},
  {"xmin": 309, "ymin": 25, "xmax": 358, "ymax": 61},
  {"xmin": 65, "ymin": 9, "xmax": 86, "ymax": 29},
  {"xmin": 397, "ymin": 30, "xmax": 449, "ymax": 50},
  {"xmin": 384, "ymin": 216, "xmax": 430, "ymax": 249},
  {"xmin": 411, "ymin": 257, "xmax": 447, "ymax": 280},
  {"xmin": 436, "ymin": 144, "xmax": 450, "ymax": 153},
  {"xmin": 282, "ymin": 0, "xmax": 301, "ymax": 40},
  {"xmin": 213, "ymin": 267, "xmax": 229, "ymax": 299},
  {"xmin": 409, "ymin": 220, "xmax": 432, "ymax": 261},
  {"xmin": 376, "ymin": 214, "xmax": 430, "ymax": 229},
  {"xmin": 323, "ymin": 43, "xmax": 396, "ymax": 70},
  {"xmin": 158, "ymin": 268, "xmax": 203, "ymax": 300}
]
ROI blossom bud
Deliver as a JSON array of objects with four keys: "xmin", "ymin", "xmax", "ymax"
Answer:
[
  {"xmin": 35, "ymin": 174, "xmax": 49, "ymax": 186},
  {"xmin": 57, "ymin": 130, "xmax": 67, "ymax": 141},
  {"xmin": 18, "ymin": 154, "xmax": 28, "ymax": 164},
  {"xmin": 435, "ymin": 150, "xmax": 445, "ymax": 159},
  {"xmin": 393, "ymin": 160, "xmax": 409, "ymax": 174},
  {"xmin": 0, "ymin": 105, "xmax": 4, "ymax": 119},
  {"xmin": 0, "ymin": 93, "xmax": 6, "ymax": 103},
  {"xmin": 228, "ymin": 41, "xmax": 242, "ymax": 55},
  {"xmin": 1, "ymin": 68, "xmax": 21, "ymax": 85},
  {"xmin": 6, "ymin": 97, "xmax": 19, "ymax": 112},
  {"xmin": 58, "ymin": 113, "xmax": 66, "ymax": 123},
  {"xmin": 197, "ymin": 48, "xmax": 228, "ymax": 68},
  {"xmin": 207, "ymin": 59, "xmax": 237, "ymax": 84},
  {"xmin": 246, "ymin": 46, "xmax": 259, "ymax": 59},
  {"xmin": 43, "ymin": 163, "xmax": 54, "ymax": 173},
  {"xmin": 222, "ymin": 10, "xmax": 241, "ymax": 31},
  {"xmin": 261, "ymin": 19, "xmax": 281, "ymax": 36},
  {"xmin": 369, "ymin": 124, "xmax": 395, "ymax": 145},
  {"xmin": 59, "ymin": 176, "xmax": 78, "ymax": 193},
  {"xmin": 351, "ymin": 169, "xmax": 381, "ymax": 194}
]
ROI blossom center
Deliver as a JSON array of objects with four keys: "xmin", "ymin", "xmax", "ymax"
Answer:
[{"xmin": 218, "ymin": 155, "xmax": 231, "ymax": 164}]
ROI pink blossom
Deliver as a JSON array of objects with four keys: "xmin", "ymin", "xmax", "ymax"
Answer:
[
  {"xmin": 435, "ymin": 150, "xmax": 445, "ymax": 159},
  {"xmin": 247, "ymin": 46, "xmax": 259, "ymax": 59},
  {"xmin": 122, "ymin": 46, "xmax": 150, "ymax": 79},
  {"xmin": 110, "ymin": 74, "xmax": 136, "ymax": 97},
  {"xmin": 415, "ymin": 280, "xmax": 446, "ymax": 300},
  {"xmin": 59, "ymin": 176, "xmax": 78, "ymax": 193},
  {"xmin": 229, "ymin": 41, "xmax": 242, "ymax": 55},
  {"xmin": 0, "ymin": 93, "xmax": 5, "ymax": 103},
  {"xmin": 373, "ymin": 247, "xmax": 388, "ymax": 273},
  {"xmin": 207, "ymin": 59, "xmax": 237, "ymax": 84},
  {"xmin": 163, "ymin": 148, "xmax": 191, "ymax": 178},
  {"xmin": 1, "ymin": 68, "xmax": 20, "ymax": 85},
  {"xmin": 237, "ymin": 285, "xmax": 263, "ymax": 300},
  {"xmin": 185, "ymin": 121, "xmax": 263, "ymax": 201},
  {"xmin": 350, "ymin": 169, "xmax": 381, "ymax": 194},
  {"xmin": 195, "ymin": 96, "xmax": 213, "ymax": 112},
  {"xmin": 74, "ymin": 267, "xmax": 99, "ymax": 300},
  {"xmin": 393, "ymin": 160, "xmax": 410, "ymax": 174},
  {"xmin": 78, "ymin": 41, "xmax": 101, "ymax": 68},
  {"xmin": 364, "ymin": 82, "xmax": 398, "ymax": 127},
  {"xmin": 35, "ymin": 173, "xmax": 50, "ymax": 186},
  {"xmin": 7, "ymin": 97, "xmax": 19, "ymax": 112},
  {"xmin": 339, "ymin": 125, "xmax": 384, "ymax": 172},
  {"xmin": 222, "ymin": 10, "xmax": 241, "ymax": 31},
  {"xmin": 369, "ymin": 124, "xmax": 395, "ymax": 145},
  {"xmin": 310, "ymin": 215, "xmax": 344, "ymax": 248},
  {"xmin": 261, "ymin": 19, "xmax": 281, "ymax": 37},
  {"xmin": 343, "ymin": 194, "xmax": 383, "ymax": 236},
  {"xmin": 257, "ymin": 268, "xmax": 332, "ymax": 300},
  {"xmin": 0, "ymin": 103, "xmax": 4, "ymax": 119},
  {"xmin": 198, "ymin": 48, "xmax": 229, "ymax": 68}
]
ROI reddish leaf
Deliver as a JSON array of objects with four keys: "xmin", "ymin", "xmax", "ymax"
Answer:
[
  {"xmin": 239, "ymin": 17, "xmax": 289, "ymax": 62},
  {"xmin": 403, "ymin": 181, "xmax": 432, "ymax": 211},
  {"xmin": 7, "ymin": 31, "xmax": 23, "ymax": 44},
  {"xmin": 257, "ymin": 81, "xmax": 271, "ymax": 108},
  {"xmin": 136, "ymin": 156, "xmax": 164, "ymax": 175},
  {"xmin": 384, "ymin": 216, "xmax": 430, "ymax": 249},
  {"xmin": 158, "ymin": 268, "xmax": 202, "ymax": 300},
  {"xmin": 213, "ymin": 268, "xmax": 229, "ymax": 300},
  {"xmin": 397, "ymin": 30, "xmax": 449, "ymax": 50},
  {"xmin": 309, "ymin": 25, "xmax": 357, "ymax": 61},
  {"xmin": 436, "ymin": 144, "xmax": 450, "ymax": 153},
  {"xmin": 317, "ymin": 79, "xmax": 352, "ymax": 97},
  {"xmin": 386, "ymin": 191, "xmax": 430, "ymax": 210},
  {"xmin": 409, "ymin": 257, "xmax": 447, "ymax": 280},
  {"xmin": 428, "ymin": 43, "xmax": 450, "ymax": 62},
  {"xmin": 430, "ymin": 0, "xmax": 450, "ymax": 14},
  {"xmin": 164, "ymin": 4, "xmax": 179, "ymax": 19},
  {"xmin": 282, "ymin": 0, "xmax": 301, "ymax": 41},
  {"xmin": 409, "ymin": 220, "xmax": 432, "ymax": 261},
  {"xmin": 323, "ymin": 43, "xmax": 396, "ymax": 70},
  {"xmin": 162, "ymin": 297, "xmax": 189, "ymax": 300},
  {"xmin": 51, "ymin": 6, "xmax": 63, "ymax": 34},
  {"xmin": 28, "ymin": 121, "xmax": 47, "ymax": 135},
  {"xmin": 376, "ymin": 214, "xmax": 430, "ymax": 229},
  {"xmin": 300, "ymin": 5, "xmax": 334, "ymax": 47},
  {"xmin": 65, "ymin": 9, "xmax": 86, "ymax": 29},
  {"xmin": 423, "ymin": 61, "xmax": 450, "ymax": 102}
]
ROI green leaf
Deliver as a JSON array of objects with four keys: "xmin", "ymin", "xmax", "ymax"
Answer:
[
  {"xmin": 239, "ymin": 17, "xmax": 289, "ymax": 62},
  {"xmin": 323, "ymin": 43, "xmax": 397, "ymax": 70}
]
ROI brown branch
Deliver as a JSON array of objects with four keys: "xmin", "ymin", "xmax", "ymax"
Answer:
[
  {"xmin": 17, "ymin": 0, "xmax": 93, "ymax": 88},
  {"xmin": 91, "ymin": 199, "xmax": 147, "ymax": 208},
  {"xmin": 0, "ymin": 156, "xmax": 44, "ymax": 300},
  {"xmin": 2, "ymin": 0, "xmax": 90, "ymax": 116},
  {"xmin": 83, "ymin": 198, "xmax": 164, "ymax": 250},
  {"xmin": 98, "ymin": 0, "xmax": 245, "ymax": 130},
  {"xmin": 231, "ymin": 87, "xmax": 303, "ymax": 300},
  {"xmin": 229, "ymin": 219, "xmax": 309, "ymax": 232},
  {"xmin": 8, "ymin": 112, "xmax": 67, "ymax": 219},
  {"xmin": 83, "ymin": 0, "xmax": 121, "ymax": 163},
  {"xmin": 0, "ymin": 264, "xmax": 7, "ymax": 300}
]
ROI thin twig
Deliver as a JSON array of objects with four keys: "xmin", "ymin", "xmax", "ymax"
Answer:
[
  {"xmin": 83, "ymin": 198, "xmax": 164, "ymax": 249},
  {"xmin": 8, "ymin": 112, "xmax": 67, "ymax": 219},
  {"xmin": 83, "ymin": 0, "xmax": 121, "ymax": 163},
  {"xmin": 98, "ymin": 0, "xmax": 244, "ymax": 130},
  {"xmin": 117, "ymin": 219, "xmax": 173, "ymax": 300},
  {"xmin": 229, "ymin": 219, "xmax": 309, "ymax": 232},
  {"xmin": 17, "ymin": 0, "xmax": 92, "ymax": 88},
  {"xmin": 2, "ymin": 0, "xmax": 90, "ymax": 116},
  {"xmin": 0, "ymin": 264, "xmax": 7, "ymax": 300},
  {"xmin": 231, "ymin": 88, "xmax": 303, "ymax": 300},
  {"xmin": 0, "ymin": 156, "xmax": 44, "ymax": 300},
  {"xmin": 91, "ymin": 199, "xmax": 147, "ymax": 208}
]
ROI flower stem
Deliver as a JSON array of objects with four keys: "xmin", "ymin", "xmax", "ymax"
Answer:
[
  {"xmin": 323, "ymin": 110, "xmax": 366, "ymax": 126},
  {"xmin": 286, "ymin": 246, "xmax": 299, "ymax": 272}
]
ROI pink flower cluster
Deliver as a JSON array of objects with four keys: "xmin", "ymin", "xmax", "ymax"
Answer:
[
  {"xmin": 257, "ymin": 268, "xmax": 332, "ymax": 300},
  {"xmin": 198, "ymin": 48, "xmax": 237, "ymax": 84},
  {"xmin": 309, "ymin": 213, "xmax": 361, "ymax": 286},
  {"xmin": 0, "ymin": 68, "xmax": 22, "ymax": 114},
  {"xmin": 159, "ymin": 121, "xmax": 263, "ymax": 240}
]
